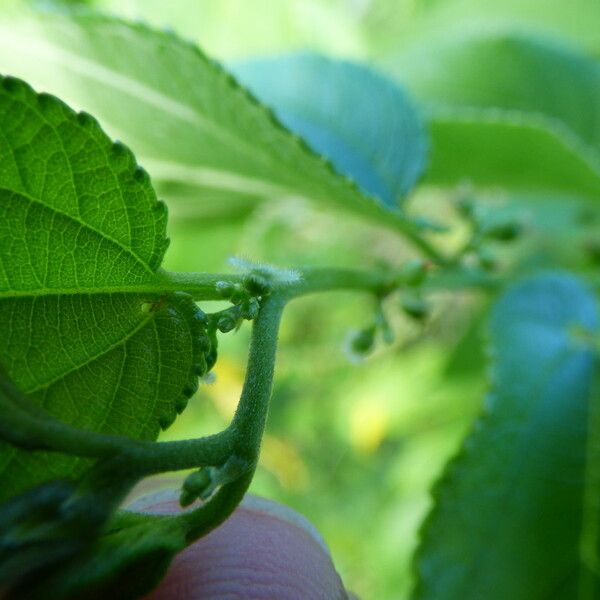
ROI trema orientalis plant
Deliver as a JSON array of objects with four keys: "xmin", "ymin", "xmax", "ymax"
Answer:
[{"xmin": 0, "ymin": 4, "xmax": 600, "ymax": 600}]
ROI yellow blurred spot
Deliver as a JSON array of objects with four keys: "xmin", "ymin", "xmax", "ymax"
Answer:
[
  {"xmin": 349, "ymin": 401, "xmax": 389, "ymax": 454},
  {"xmin": 260, "ymin": 435, "xmax": 310, "ymax": 492},
  {"xmin": 206, "ymin": 358, "xmax": 245, "ymax": 419}
]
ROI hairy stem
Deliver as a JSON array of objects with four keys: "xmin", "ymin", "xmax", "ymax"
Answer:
[
  {"xmin": 163, "ymin": 264, "xmax": 505, "ymax": 303},
  {"xmin": 173, "ymin": 294, "xmax": 285, "ymax": 540},
  {"xmin": 0, "ymin": 377, "xmax": 233, "ymax": 470},
  {"xmin": 229, "ymin": 294, "xmax": 285, "ymax": 456}
]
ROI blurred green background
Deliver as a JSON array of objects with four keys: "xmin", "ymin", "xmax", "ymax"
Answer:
[
  {"xmin": 4, "ymin": 1, "xmax": 600, "ymax": 597},
  {"xmin": 113, "ymin": 4, "xmax": 487, "ymax": 597}
]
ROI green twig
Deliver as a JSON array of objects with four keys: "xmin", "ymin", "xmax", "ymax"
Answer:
[{"xmin": 170, "ymin": 294, "xmax": 285, "ymax": 539}]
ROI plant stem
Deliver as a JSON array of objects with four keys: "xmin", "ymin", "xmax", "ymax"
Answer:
[
  {"xmin": 387, "ymin": 215, "xmax": 447, "ymax": 264},
  {"xmin": 172, "ymin": 294, "xmax": 285, "ymax": 540},
  {"xmin": 161, "ymin": 268, "xmax": 399, "ymax": 301},
  {"xmin": 0, "ymin": 288, "xmax": 290, "ymax": 500},
  {"xmin": 155, "ymin": 270, "xmax": 245, "ymax": 299},
  {"xmin": 163, "ymin": 265, "xmax": 503, "ymax": 303},
  {"xmin": 280, "ymin": 267, "xmax": 398, "ymax": 299},
  {"xmin": 0, "ymin": 375, "xmax": 233, "ymax": 469},
  {"xmin": 229, "ymin": 295, "xmax": 285, "ymax": 457}
]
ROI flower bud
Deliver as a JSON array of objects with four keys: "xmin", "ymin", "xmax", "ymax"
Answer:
[
  {"xmin": 483, "ymin": 221, "xmax": 521, "ymax": 242},
  {"xmin": 401, "ymin": 293, "xmax": 429, "ymax": 321},
  {"xmin": 350, "ymin": 326, "xmax": 376, "ymax": 355},
  {"xmin": 400, "ymin": 259, "xmax": 428, "ymax": 287},
  {"xmin": 180, "ymin": 470, "xmax": 212, "ymax": 507}
]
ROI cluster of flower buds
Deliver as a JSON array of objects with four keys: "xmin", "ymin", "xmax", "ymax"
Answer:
[
  {"xmin": 213, "ymin": 271, "xmax": 273, "ymax": 333},
  {"xmin": 457, "ymin": 195, "xmax": 523, "ymax": 271},
  {"xmin": 398, "ymin": 258, "xmax": 430, "ymax": 322},
  {"xmin": 346, "ymin": 258, "xmax": 433, "ymax": 360}
]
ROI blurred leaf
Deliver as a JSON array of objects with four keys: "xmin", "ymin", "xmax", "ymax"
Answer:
[
  {"xmin": 396, "ymin": 31, "xmax": 600, "ymax": 149},
  {"xmin": 0, "ymin": 11, "xmax": 416, "ymax": 232},
  {"xmin": 13, "ymin": 511, "xmax": 185, "ymax": 600},
  {"xmin": 580, "ymin": 369, "xmax": 600, "ymax": 599},
  {"xmin": 425, "ymin": 117, "xmax": 600, "ymax": 199},
  {"xmin": 2, "ymin": 499, "xmax": 185, "ymax": 600},
  {"xmin": 0, "ymin": 480, "xmax": 86, "ymax": 591},
  {"xmin": 390, "ymin": 30, "xmax": 600, "ymax": 200},
  {"xmin": 363, "ymin": 0, "xmax": 600, "ymax": 57},
  {"xmin": 443, "ymin": 304, "xmax": 489, "ymax": 379},
  {"xmin": 414, "ymin": 273, "xmax": 599, "ymax": 599},
  {"xmin": 102, "ymin": 0, "xmax": 365, "ymax": 59},
  {"xmin": 232, "ymin": 52, "xmax": 428, "ymax": 207}
]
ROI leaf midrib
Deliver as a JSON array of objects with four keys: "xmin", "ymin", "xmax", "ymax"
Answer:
[{"xmin": 0, "ymin": 284, "xmax": 165, "ymax": 298}]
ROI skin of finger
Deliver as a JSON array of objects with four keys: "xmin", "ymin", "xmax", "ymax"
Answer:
[{"xmin": 135, "ymin": 493, "xmax": 351, "ymax": 600}]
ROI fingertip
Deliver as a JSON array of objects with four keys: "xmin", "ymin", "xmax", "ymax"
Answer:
[{"xmin": 136, "ymin": 493, "xmax": 349, "ymax": 600}]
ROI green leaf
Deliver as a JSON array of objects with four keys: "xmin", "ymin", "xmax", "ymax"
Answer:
[
  {"xmin": 414, "ymin": 273, "xmax": 599, "ymax": 600},
  {"xmin": 390, "ymin": 30, "xmax": 600, "ymax": 200},
  {"xmin": 0, "ymin": 480, "xmax": 87, "ymax": 592},
  {"xmin": 231, "ymin": 52, "xmax": 428, "ymax": 207},
  {"xmin": 0, "ymin": 11, "xmax": 421, "ymax": 234},
  {"xmin": 8, "ymin": 511, "xmax": 186, "ymax": 600},
  {"xmin": 0, "ymin": 76, "xmax": 209, "ymax": 499},
  {"xmin": 0, "ymin": 476, "xmax": 186, "ymax": 600},
  {"xmin": 363, "ymin": 0, "xmax": 600, "ymax": 57}
]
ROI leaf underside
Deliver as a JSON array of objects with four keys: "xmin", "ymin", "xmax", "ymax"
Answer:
[{"xmin": 0, "ymin": 75, "xmax": 206, "ymax": 500}]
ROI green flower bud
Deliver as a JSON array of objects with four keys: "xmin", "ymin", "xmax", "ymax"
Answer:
[
  {"xmin": 180, "ymin": 469, "xmax": 212, "ymax": 507},
  {"xmin": 194, "ymin": 308, "xmax": 209, "ymax": 327},
  {"xmin": 197, "ymin": 333, "xmax": 211, "ymax": 352},
  {"xmin": 215, "ymin": 280, "xmax": 236, "ymax": 299},
  {"xmin": 240, "ymin": 297, "xmax": 260, "ymax": 320},
  {"xmin": 194, "ymin": 354, "xmax": 208, "ymax": 376},
  {"xmin": 483, "ymin": 221, "xmax": 521, "ymax": 242},
  {"xmin": 217, "ymin": 313, "xmax": 237, "ymax": 333},
  {"xmin": 350, "ymin": 326, "xmax": 376, "ymax": 355},
  {"xmin": 401, "ymin": 294, "xmax": 429, "ymax": 321},
  {"xmin": 243, "ymin": 272, "xmax": 272, "ymax": 297},
  {"xmin": 400, "ymin": 259, "xmax": 428, "ymax": 287},
  {"xmin": 477, "ymin": 246, "xmax": 497, "ymax": 271}
]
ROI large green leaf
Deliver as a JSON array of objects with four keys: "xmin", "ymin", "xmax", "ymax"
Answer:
[
  {"xmin": 231, "ymin": 52, "xmax": 427, "ymax": 207},
  {"xmin": 389, "ymin": 30, "xmax": 600, "ymax": 200},
  {"xmin": 414, "ymin": 273, "xmax": 599, "ymax": 599},
  {"xmin": 0, "ymin": 75, "xmax": 208, "ymax": 499},
  {"xmin": 0, "ymin": 11, "xmax": 419, "ymax": 232}
]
